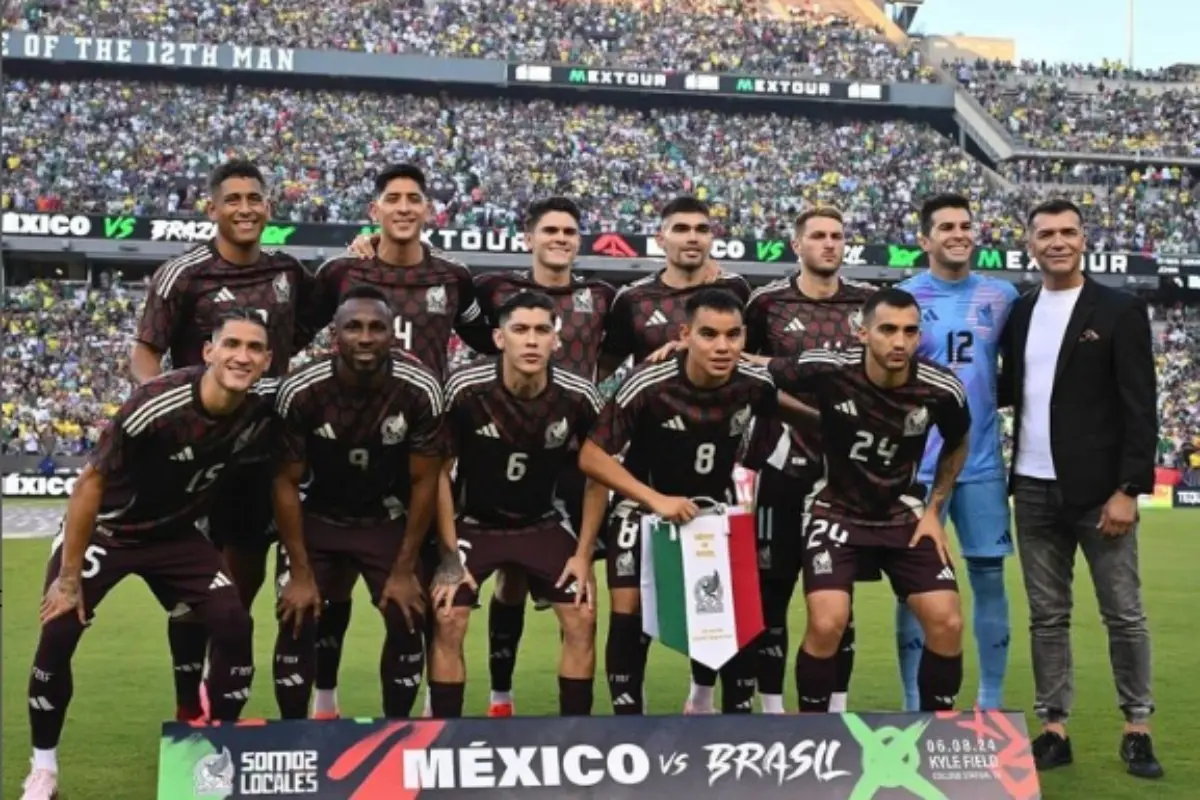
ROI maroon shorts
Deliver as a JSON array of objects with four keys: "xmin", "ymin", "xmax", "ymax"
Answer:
[
  {"xmin": 604, "ymin": 501, "xmax": 645, "ymax": 590},
  {"xmin": 209, "ymin": 462, "xmax": 276, "ymax": 551},
  {"xmin": 800, "ymin": 513, "xmax": 958, "ymax": 599},
  {"xmin": 45, "ymin": 525, "xmax": 239, "ymax": 619},
  {"xmin": 274, "ymin": 514, "xmax": 409, "ymax": 607},
  {"xmin": 452, "ymin": 515, "xmax": 581, "ymax": 607}
]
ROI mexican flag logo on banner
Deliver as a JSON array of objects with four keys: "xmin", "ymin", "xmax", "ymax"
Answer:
[{"xmin": 640, "ymin": 506, "xmax": 764, "ymax": 671}]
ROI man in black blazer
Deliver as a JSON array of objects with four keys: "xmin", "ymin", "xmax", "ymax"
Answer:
[{"xmin": 1000, "ymin": 198, "xmax": 1162, "ymax": 779}]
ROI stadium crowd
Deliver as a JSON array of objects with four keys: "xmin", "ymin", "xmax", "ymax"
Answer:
[
  {"xmin": 4, "ymin": 79, "xmax": 1199, "ymax": 253},
  {"xmin": 8, "ymin": 0, "xmax": 928, "ymax": 80}
]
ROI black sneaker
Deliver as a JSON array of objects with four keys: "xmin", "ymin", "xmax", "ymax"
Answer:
[
  {"xmin": 1031, "ymin": 731, "xmax": 1073, "ymax": 770},
  {"xmin": 1120, "ymin": 732, "xmax": 1164, "ymax": 779}
]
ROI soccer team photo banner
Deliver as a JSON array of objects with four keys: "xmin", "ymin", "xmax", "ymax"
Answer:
[
  {"xmin": 159, "ymin": 712, "xmax": 1041, "ymax": 798},
  {"xmin": 640, "ymin": 507, "xmax": 763, "ymax": 670}
]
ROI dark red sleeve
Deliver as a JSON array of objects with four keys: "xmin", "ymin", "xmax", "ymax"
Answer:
[
  {"xmin": 456, "ymin": 273, "xmax": 499, "ymax": 355},
  {"xmin": 294, "ymin": 258, "xmax": 345, "ymax": 351},
  {"xmin": 275, "ymin": 380, "xmax": 310, "ymax": 466},
  {"xmin": 599, "ymin": 289, "xmax": 636, "ymax": 365},
  {"xmin": 135, "ymin": 261, "xmax": 189, "ymax": 353},
  {"xmin": 745, "ymin": 293, "xmax": 770, "ymax": 355},
  {"xmin": 88, "ymin": 393, "xmax": 150, "ymax": 476},
  {"xmin": 406, "ymin": 366, "xmax": 448, "ymax": 457},
  {"xmin": 933, "ymin": 372, "xmax": 971, "ymax": 447},
  {"xmin": 588, "ymin": 372, "xmax": 648, "ymax": 455}
]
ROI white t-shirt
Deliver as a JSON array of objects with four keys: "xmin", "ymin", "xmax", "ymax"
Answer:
[{"xmin": 1015, "ymin": 284, "xmax": 1084, "ymax": 480}]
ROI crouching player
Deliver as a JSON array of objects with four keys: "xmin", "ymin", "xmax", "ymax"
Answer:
[
  {"xmin": 428, "ymin": 291, "xmax": 608, "ymax": 717},
  {"xmin": 23, "ymin": 311, "xmax": 276, "ymax": 800},
  {"xmin": 271, "ymin": 287, "xmax": 449, "ymax": 719}
]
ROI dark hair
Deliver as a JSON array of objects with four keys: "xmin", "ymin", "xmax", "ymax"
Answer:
[
  {"xmin": 208, "ymin": 159, "xmax": 265, "ymax": 197},
  {"xmin": 862, "ymin": 288, "xmax": 919, "ymax": 323},
  {"xmin": 919, "ymin": 193, "xmax": 972, "ymax": 236},
  {"xmin": 375, "ymin": 163, "xmax": 427, "ymax": 196},
  {"xmin": 1027, "ymin": 197, "xmax": 1083, "ymax": 229},
  {"xmin": 495, "ymin": 290, "xmax": 558, "ymax": 326},
  {"xmin": 661, "ymin": 195, "xmax": 710, "ymax": 220},
  {"xmin": 339, "ymin": 284, "xmax": 393, "ymax": 311},
  {"xmin": 211, "ymin": 307, "xmax": 269, "ymax": 340},
  {"xmin": 525, "ymin": 196, "xmax": 581, "ymax": 230},
  {"xmin": 685, "ymin": 287, "xmax": 744, "ymax": 320},
  {"xmin": 795, "ymin": 206, "xmax": 844, "ymax": 233}
]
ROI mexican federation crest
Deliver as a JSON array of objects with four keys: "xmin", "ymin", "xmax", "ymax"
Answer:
[
  {"xmin": 572, "ymin": 288, "xmax": 594, "ymax": 314},
  {"xmin": 729, "ymin": 404, "xmax": 752, "ymax": 437},
  {"xmin": 693, "ymin": 570, "xmax": 725, "ymax": 614},
  {"xmin": 381, "ymin": 413, "xmax": 408, "ymax": 445},
  {"xmin": 903, "ymin": 406, "xmax": 929, "ymax": 437},
  {"xmin": 273, "ymin": 271, "xmax": 291, "ymax": 303},
  {"xmin": 545, "ymin": 417, "xmax": 569, "ymax": 449},
  {"xmin": 426, "ymin": 285, "xmax": 447, "ymax": 314},
  {"xmin": 193, "ymin": 746, "xmax": 235, "ymax": 797}
]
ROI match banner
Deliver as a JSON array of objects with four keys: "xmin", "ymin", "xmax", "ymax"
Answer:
[
  {"xmin": 159, "ymin": 712, "xmax": 1041, "ymax": 798},
  {"xmin": 640, "ymin": 508, "xmax": 763, "ymax": 670},
  {"xmin": 1173, "ymin": 486, "xmax": 1200, "ymax": 508}
]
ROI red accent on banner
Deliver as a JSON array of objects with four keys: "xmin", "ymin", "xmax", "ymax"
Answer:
[
  {"xmin": 327, "ymin": 720, "xmax": 446, "ymax": 800},
  {"xmin": 728, "ymin": 511, "xmax": 765, "ymax": 649}
]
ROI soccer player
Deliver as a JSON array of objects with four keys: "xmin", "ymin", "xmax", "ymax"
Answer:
[
  {"xmin": 742, "ymin": 207, "xmax": 876, "ymax": 714},
  {"xmin": 428, "ymin": 291, "xmax": 609, "ymax": 718},
  {"xmin": 469, "ymin": 197, "xmax": 615, "ymax": 717},
  {"xmin": 896, "ymin": 194, "xmax": 1019, "ymax": 711},
  {"xmin": 23, "ymin": 312, "xmax": 280, "ymax": 800},
  {"xmin": 764, "ymin": 288, "xmax": 970, "ymax": 712},
  {"xmin": 598, "ymin": 196, "xmax": 751, "ymax": 714},
  {"xmin": 580, "ymin": 288, "xmax": 778, "ymax": 716},
  {"xmin": 131, "ymin": 159, "xmax": 312, "ymax": 722},
  {"xmin": 299, "ymin": 163, "xmax": 489, "ymax": 719},
  {"xmin": 272, "ymin": 287, "xmax": 448, "ymax": 719}
]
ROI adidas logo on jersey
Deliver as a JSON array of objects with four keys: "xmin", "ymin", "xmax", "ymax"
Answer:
[
  {"xmin": 476, "ymin": 423, "xmax": 501, "ymax": 439},
  {"xmin": 169, "ymin": 447, "xmax": 194, "ymax": 462},
  {"xmin": 784, "ymin": 317, "xmax": 806, "ymax": 333},
  {"xmin": 646, "ymin": 310, "xmax": 668, "ymax": 326},
  {"xmin": 661, "ymin": 415, "xmax": 686, "ymax": 431},
  {"xmin": 937, "ymin": 566, "xmax": 955, "ymax": 581},
  {"xmin": 214, "ymin": 287, "xmax": 236, "ymax": 303},
  {"xmin": 922, "ymin": 308, "xmax": 939, "ymax": 323},
  {"xmin": 834, "ymin": 400, "xmax": 858, "ymax": 417},
  {"xmin": 314, "ymin": 423, "xmax": 337, "ymax": 440},
  {"xmin": 209, "ymin": 572, "xmax": 234, "ymax": 590}
]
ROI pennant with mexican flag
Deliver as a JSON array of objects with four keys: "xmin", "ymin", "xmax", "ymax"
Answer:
[{"xmin": 640, "ymin": 507, "xmax": 764, "ymax": 671}]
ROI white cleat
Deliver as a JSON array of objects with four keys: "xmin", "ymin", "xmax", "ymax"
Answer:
[{"xmin": 21, "ymin": 768, "xmax": 59, "ymax": 800}]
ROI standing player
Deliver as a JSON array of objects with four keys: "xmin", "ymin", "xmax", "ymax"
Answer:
[
  {"xmin": 580, "ymin": 288, "xmax": 779, "ymax": 716},
  {"xmin": 131, "ymin": 159, "xmax": 312, "ymax": 722},
  {"xmin": 271, "ymin": 287, "xmax": 448, "ymax": 719},
  {"xmin": 468, "ymin": 197, "xmax": 615, "ymax": 717},
  {"xmin": 300, "ymin": 163, "xmax": 490, "ymax": 719},
  {"xmin": 599, "ymin": 196, "xmax": 751, "ymax": 713},
  {"xmin": 23, "ymin": 312, "xmax": 279, "ymax": 800},
  {"xmin": 428, "ymin": 291, "xmax": 609, "ymax": 718},
  {"xmin": 742, "ymin": 207, "xmax": 877, "ymax": 714},
  {"xmin": 764, "ymin": 288, "xmax": 970, "ymax": 712},
  {"xmin": 896, "ymin": 194, "xmax": 1018, "ymax": 710}
]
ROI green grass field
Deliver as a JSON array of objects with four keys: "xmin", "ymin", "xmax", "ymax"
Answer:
[{"xmin": 4, "ymin": 509, "xmax": 1198, "ymax": 798}]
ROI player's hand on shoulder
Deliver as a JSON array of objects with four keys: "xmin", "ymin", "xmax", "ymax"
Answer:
[
  {"xmin": 430, "ymin": 550, "xmax": 476, "ymax": 615},
  {"xmin": 380, "ymin": 569, "xmax": 426, "ymax": 630},
  {"xmin": 649, "ymin": 494, "xmax": 700, "ymax": 524},
  {"xmin": 646, "ymin": 340, "xmax": 686, "ymax": 363},
  {"xmin": 910, "ymin": 511, "xmax": 952, "ymax": 566},
  {"xmin": 40, "ymin": 576, "xmax": 85, "ymax": 625},
  {"xmin": 346, "ymin": 233, "xmax": 380, "ymax": 260},
  {"xmin": 557, "ymin": 554, "xmax": 596, "ymax": 611},
  {"xmin": 277, "ymin": 567, "xmax": 322, "ymax": 639}
]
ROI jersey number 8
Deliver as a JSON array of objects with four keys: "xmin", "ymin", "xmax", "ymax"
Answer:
[{"xmin": 694, "ymin": 442, "xmax": 716, "ymax": 475}]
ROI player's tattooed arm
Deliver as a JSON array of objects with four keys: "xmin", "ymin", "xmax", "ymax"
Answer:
[
  {"xmin": 42, "ymin": 465, "xmax": 106, "ymax": 623},
  {"xmin": 927, "ymin": 435, "xmax": 968, "ymax": 516},
  {"xmin": 398, "ymin": 453, "xmax": 442, "ymax": 570}
]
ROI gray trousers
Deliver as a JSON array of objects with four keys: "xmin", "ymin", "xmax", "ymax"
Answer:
[{"xmin": 1012, "ymin": 476, "xmax": 1154, "ymax": 724}]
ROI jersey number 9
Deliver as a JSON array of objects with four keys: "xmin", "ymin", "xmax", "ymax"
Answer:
[{"xmin": 349, "ymin": 448, "xmax": 370, "ymax": 471}]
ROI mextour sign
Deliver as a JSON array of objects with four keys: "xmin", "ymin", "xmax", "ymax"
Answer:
[{"xmin": 160, "ymin": 711, "xmax": 1040, "ymax": 798}]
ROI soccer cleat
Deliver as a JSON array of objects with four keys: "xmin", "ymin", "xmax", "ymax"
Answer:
[
  {"xmin": 1031, "ymin": 731, "xmax": 1073, "ymax": 771},
  {"xmin": 1120, "ymin": 732, "xmax": 1164, "ymax": 779},
  {"xmin": 20, "ymin": 768, "xmax": 59, "ymax": 800},
  {"xmin": 682, "ymin": 701, "xmax": 717, "ymax": 715},
  {"xmin": 487, "ymin": 701, "xmax": 514, "ymax": 718},
  {"xmin": 312, "ymin": 710, "xmax": 340, "ymax": 721}
]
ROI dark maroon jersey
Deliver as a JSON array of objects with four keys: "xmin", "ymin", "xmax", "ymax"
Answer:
[
  {"xmin": 743, "ymin": 276, "xmax": 875, "ymax": 479},
  {"xmin": 589, "ymin": 354, "xmax": 776, "ymax": 502},
  {"xmin": 87, "ymin": 366, "xmax": 278, "ymax": 539},
  {"xmin": 444, "ymin": 359, "xmax": 603, "ymax": 528},
  {"xmin": 276, "ymin": 354, "xmax": 445, "ymax": 525},
  {"xmin": 767, "ymin": 348, "xmax": 970, "ymax": 529},
  {"xmin": 135, "ymin": 243, "xmax": 311, "ymax": 378},
  {"xmin": 302, "ymin": 246, "xmax": 485, "ymax": 378},
  {"xmin": 474, "ymin": 271, "xmax": 616, "ymax": 379},
  {"xmin": 601, "ymin": 269, "xmax": 752, "ymax": 365}
]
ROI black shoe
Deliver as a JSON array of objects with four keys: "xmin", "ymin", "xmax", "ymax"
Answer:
[
  {"xmin": 1031, "ymin": 731, "xmax": 1073, "ymax": 771},
  {"xmin": 1120, "ymin": 732, "xmax": 1164, "ymax": 779}
]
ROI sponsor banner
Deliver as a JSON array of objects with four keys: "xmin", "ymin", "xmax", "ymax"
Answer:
[
  {"xmin": 0, "ymin": 212, "xmax": 1159, "ymax": 274},
  {"xmin": 1173, "ymin": 486, "xmax": 1200, "ymax": 508},
  {"xmin": 1154, "ymin": 253, "xmax": 1200, "ymax": 277},
  {"xmin": 3, "ymin": 472, "xmax": 80, "ymax": 498},
  {"xmin": 161, "ymin": 712, "xmax": 1040, "ymax": 798},
  {"xmin": 509, "ymin": 63, "xmax": 889, "ymax": 104},
  {"xmin": 1140, "ymin": 484, "xmax": 1175, "ymax": 509}
]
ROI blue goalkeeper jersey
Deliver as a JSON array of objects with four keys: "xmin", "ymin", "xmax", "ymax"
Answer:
[{"xmin": 898, "ymin": 271, "xmax": 1018, "ymax": 484}]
